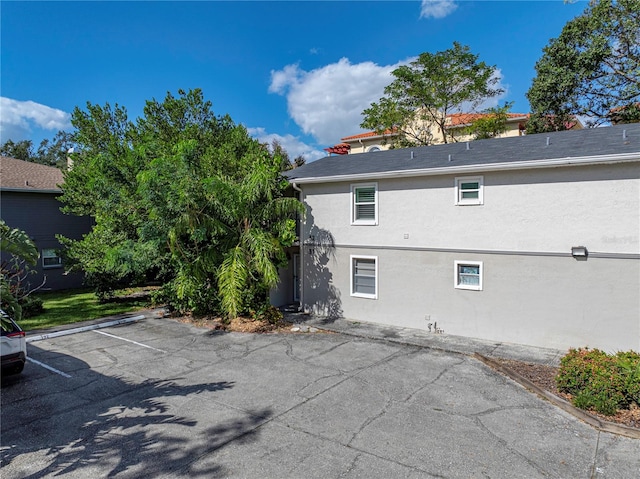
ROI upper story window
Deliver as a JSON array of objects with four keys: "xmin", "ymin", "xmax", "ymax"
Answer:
[
  {"xmin": 366, "ymin": 145, "xmax": 382, "ymax": 152},
  {"xmin": 455, "ymin": 176, "xmax": 484, "ymax": 205},
  {"xmin": 351, "ymin": 183, "xmax": 378, "ymax": 225},
  {"xmin": 42, "ymin": 248, "xmax": 62, "ymax": 269}
]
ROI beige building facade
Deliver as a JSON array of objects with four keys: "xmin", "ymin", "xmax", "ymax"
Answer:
[{"xmin": 329, "ymin": 112, "xmax": 582, "ymax": 155}]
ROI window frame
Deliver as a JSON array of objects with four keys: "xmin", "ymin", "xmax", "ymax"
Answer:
[
  {"xmin": 350, "ymin": 255, "xmax": 378, "ymax": 299},
  {"xmin": 454, "ymin": 260, "xmax": 483, "ymax": 291},
  {"xmin": 455, "ymin": 176, "xmax": 484, "ymax": 205},
  {"xmin": 350, "ymin": 182, "xmax": 378, "ymax": 225},
  {"xmin": 42, "ymin": 248, "xmax": 62, "ymax": 269}
]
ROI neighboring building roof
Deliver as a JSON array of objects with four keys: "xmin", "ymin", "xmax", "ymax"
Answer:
[
  {"xmin": 287, "ymin": 124, "xmax": 640, "ymax": 184},
  {"xmin": 445, "ymin": 112, "xmax": 529, "ymax": 127},
  {"xmin": 324, "ymin": 143, "xmax": 351, "ymax": 155},
  {"xmin": 0, "ymin": 156, "xmax": 64, "ymax": 192},
  {"xmin": 338, "ymin": 114, "xmax": 530, "ymax": 144},
  {"xmin": 341, "ymin": 128, "xmax": 397, "ymax": 142}
]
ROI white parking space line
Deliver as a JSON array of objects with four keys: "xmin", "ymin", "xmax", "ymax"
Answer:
[
  {"xmin": 93, "ymin": 330, "xmax": 166, "ymax": 353},
  {"xmin": 27, "ymin": 315, "xmax": 145, "ymax": 343},
  {"xmin": 27, "ymin": 357, "xmax": 72, "ymax": 378}
]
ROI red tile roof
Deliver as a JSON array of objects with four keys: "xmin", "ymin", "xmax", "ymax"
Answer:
[
  {"xmin": 0, "ymin": 156, "xmax": 64, "ymax": 191},
  {"xmin": 324, "ymin": 143, "xmax": 351, "ymax": 155},
  {"xmin": 341, "ymin": 128, "xmax": 397, "ymax": 141},
  {"xmin": 339, "ymin": 114, "xmax": 530, "ymax": 143},
  {"xmin": 446, "ymin": 112, "xmax": 530, "ymax": 127}
]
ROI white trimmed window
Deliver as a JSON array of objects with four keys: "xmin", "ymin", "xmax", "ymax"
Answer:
[
  {"xmin": 42, "ymin": 248, "xmax": 62, "ymax": 269},
  {"xmin": 454, "ymin": 261, "xmax": 482, "ymax": 291},
  {"xmin": 455, "ymin": 176, "xmax": 483, "ymax": 205},
  {"xmin": 351, "ymin": 255, "xmax": 378, "ymax": 299},
  {"xmin": 351, "ymin": 183, "xmax": 378, "ymax": 225},
  {"xmin": 366, "ymin": 145, "xmax": 382, "ymax": 152}
]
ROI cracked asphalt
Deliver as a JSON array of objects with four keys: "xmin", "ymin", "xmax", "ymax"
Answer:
[{"xmin": 1, "ymin": 315, "xmax": 639, "ymax": 478}]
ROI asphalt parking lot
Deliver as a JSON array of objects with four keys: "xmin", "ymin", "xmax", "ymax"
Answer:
[{"xmin": 1, "ymin": 314, "xmax": 639, "ymax": 478}]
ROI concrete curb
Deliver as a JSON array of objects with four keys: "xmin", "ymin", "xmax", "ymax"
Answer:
[{"xmin": 474, "ymin": 353, "xmax": 640, "ymax": 440}]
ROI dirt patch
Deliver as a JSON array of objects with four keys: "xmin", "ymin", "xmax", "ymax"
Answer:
[
  {"xmin": 494, "ymin": 358, "xmax": 640, "ymax": 429},
  {"xmin": 174, "ymin": 314, "xmax": 312, "ymax": 334}
]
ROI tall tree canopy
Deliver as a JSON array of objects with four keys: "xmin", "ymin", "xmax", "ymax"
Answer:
[
  {"xmin": 0, "ymin": 131, "xmax": 74, "ymax": 169},
  {"xmin": 361, "ymin": 42, "xmax": 504, "ymax": 147},
  {"xmin": 527, "ymin": 0, "xmax": 640, "ymax": 132},
  {"xmin": 59, "ymin": 89, "xmax": 303, "ymax": 319}
]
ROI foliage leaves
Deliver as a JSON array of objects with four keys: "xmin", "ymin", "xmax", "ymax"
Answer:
[
  {"xmin": 361, "ymin": 42, "xmax": 503, "ymax": 147},
  {"xmin": 527, "ymin": 0, "xmax": 640, "ymax": 132},
  {"xmin": 1, "ymin": 220, "xmax": 39, "ymax": 320},
  {"xmin": 59, "ymin": 89, "xmax": 304, "ymax": 317},
  {"xmin": 465, "ymin": 102, "xmax": 514, "ymax": 140}
]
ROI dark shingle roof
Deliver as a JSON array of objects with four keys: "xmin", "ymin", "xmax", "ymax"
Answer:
[
  {"xmin": 0, "ymin": 156, "xmax": 64, "ymax": 191},
  {"xmin": 288, "ymin": 124, "xmax": 640, "ymax": 182}
]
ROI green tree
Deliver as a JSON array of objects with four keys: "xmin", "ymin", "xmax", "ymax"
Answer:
[
  {"xmin": 0, "ymin": 220, "xmax": 38, "ymax": 320},
  {"xmin": 59, "ymin": 89, "xmax": 303, "ymax": 317},
  {"xmin": 269, "ymin": 139, "xmax": 306, "ymax": 171},
  {"xmin": 0, "ymin": 139, "xmax": 35, "ymax": 162},
  {"xmin": 361, "ymin": 42, "xmax": 504, "ymax": 147},
  {"xmin": 1, "ymin": 131, "xmax": 75, "ymax": 169},
  {"xmin": 527, "ymin": 0, "xmax": 640, "ymax": 132},
  {"xmin": 465, "ymin": 102, "xmax": 514, "ymax": 140},
  {"xmin": 35, "ymin": 131, "xmax": 76, "ymax": 169},
  {"xmin": 139, "ymin": 146, "xmax": 302, "ymax": 319}
]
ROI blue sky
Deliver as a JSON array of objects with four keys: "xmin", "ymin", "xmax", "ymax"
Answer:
[{"xmin": 1, "ymin": 1, "xmax": 587, "ymax": 161}]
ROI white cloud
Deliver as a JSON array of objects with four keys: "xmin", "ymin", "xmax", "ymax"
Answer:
[
  {"xmin": 269, "ymin": 58, "xmax": 509, "ymax": 146},
  {"xmin": 420, "ymin": 0, "xmax": 458, "ymax": 19},
  {"xmin": 247, "ymin": 127, "xmax": 326, "ymax": 163},
  {"xmin": 269, "ymin": 58, "xmax": 408, "ymax": 145},
  {"xmin": 0, "ymin": 97, "xmax": 71, "ymax": 143}
]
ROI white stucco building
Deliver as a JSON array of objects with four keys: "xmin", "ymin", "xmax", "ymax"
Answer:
[{"xmin": 274, "ymin": 124, "xmax": 640, "ymax": 352}]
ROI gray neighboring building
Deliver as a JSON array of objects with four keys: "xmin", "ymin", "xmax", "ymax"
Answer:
[
  {"xmin": 277, "ymin": 124, "xmax": 640, "ymax": 352},
  {"xmin": 0, "ymin": 156, "xmax": 92, "ymax": 291}
]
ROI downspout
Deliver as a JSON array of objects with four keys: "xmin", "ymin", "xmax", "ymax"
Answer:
[
  {"xmin": 291, "ymin": 182, "xmax": 304, "ymax": 311},
  {"xmin": 358, "ymin": 138, "xmax": 364, "ymax": 153}
]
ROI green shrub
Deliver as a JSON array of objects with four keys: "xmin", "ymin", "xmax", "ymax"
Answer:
[
  {"xmin": 616, "ymin": 351, "xmax": 640, "ymax": 405},
  {"xmin": 251, "ymin": 305, "xmax": 283, "ymax": 325},
  {"xmin": 556, "ymin": 347, "xmax": 640, "ymax": 416},
  {"xmin": 19, "ymin": 295, "xmax": 44, "ymax": 318}
]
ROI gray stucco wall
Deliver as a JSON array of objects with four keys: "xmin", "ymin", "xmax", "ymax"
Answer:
[
  {"xmin": 270, "ymin": 247, "xmax": 297, "ymax": 307},
  {"xmin": 294, "ymin": 162, "xmax": 640, "ymax": 352},
  {"xmin": 1, "ymin": 191, "xmax": 93, "ymax": 291}
]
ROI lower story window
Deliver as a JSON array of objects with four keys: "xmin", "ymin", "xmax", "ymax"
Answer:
[
  {"xmin": 351, "ymin": 255, "xmax": 377, "ymax": 299},
  {"xmin": 42, "ymin": 248, "xmax": 62, "ymax": 269},
  {"xmin": 454, "ymin": 261, "xmax": 482, "ymax": 290}
]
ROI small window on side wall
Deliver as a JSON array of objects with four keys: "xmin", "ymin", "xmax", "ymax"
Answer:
[
  {"xmin": 42, "ymin": 248, "xmax": 62, "ymax": 269},
  {"xmin": 454, "ymin": 261, "xmax": 482, "ymax": 290},
  {"xmin": 351, "ymin": 183, "xmax": 378, "ymax": 225},
  {"xmin": 455, "ymin": 176, "xmax": 483, "ymax": 205},
  {"xmin": 351, "ymin": 255, "xmax": 378, "ymax": 299}
]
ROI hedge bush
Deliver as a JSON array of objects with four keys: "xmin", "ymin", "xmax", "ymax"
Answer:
[{"xmin": 556, "ymin": 348, "xmax": 640, "ymax": 416}]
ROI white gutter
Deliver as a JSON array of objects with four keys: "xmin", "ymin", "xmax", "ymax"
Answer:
[
  {"xmin": 288, "ymin": 152, "xmax": 640, "ymax": 185},
  {"xmin": 1, "ymin": 187, "xmax": 62, "ymax": 194}
]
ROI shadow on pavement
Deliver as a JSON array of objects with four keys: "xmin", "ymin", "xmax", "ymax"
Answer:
[{"xmin": 1, "ymin": 344, "xmax": 272, "ymax": 478}]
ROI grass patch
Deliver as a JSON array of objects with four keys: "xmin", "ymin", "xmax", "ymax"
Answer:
[{"xmin": 20, "ymin": 288, "xmax": 153, "ymax": 331}]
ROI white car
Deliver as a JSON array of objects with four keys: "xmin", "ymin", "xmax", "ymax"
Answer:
[{"xmin": 1, "ymin": 309, "xmax": 27, "ymax": 376}]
